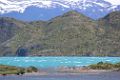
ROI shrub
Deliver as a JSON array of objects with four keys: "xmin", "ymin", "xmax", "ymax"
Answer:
[
  {"xmin": 26, "ymin": 66, "xmax": 38, "ymax": 72},
  {"xmin": 114, "ymin": 62, "xmax": 120, "ymax": 68},
  {"xmin": 89, "ymin": 62, "xmax": 114, "ymax": 70},
  {"xmin": 17, "ymin": 68, "xmax": 25, "ymax": 75}
]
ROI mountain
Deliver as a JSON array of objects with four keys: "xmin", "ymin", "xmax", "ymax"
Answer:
[
  {"xmin": 96, "ymin": 11, "xmax": 120, "ymax": 56},
  {"xmin": 99, "ymin": 11, "xmax": 120, "ymax": 29},
  {"xmin": 0, "ymin": 19, "xmax": 44, "ymax": 56},
  {"xmin": 0, "ymin": 17, "xmax": 29, "ymax": 56},
  {"xmin": 0, "ymin": 10, "xmax": 120, "ymax": 56},
  {"xmin": 0, "ymin": 0, "xmax": 120, "ymax": 21},
  {"xmin": 34, "ymin": 11, "xmax": 98, "ymax": 56}
]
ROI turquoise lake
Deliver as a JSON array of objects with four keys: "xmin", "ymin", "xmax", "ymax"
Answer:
[{"xmin": 0, "ymin": 57, "xmax": 120, "ymax": 68}]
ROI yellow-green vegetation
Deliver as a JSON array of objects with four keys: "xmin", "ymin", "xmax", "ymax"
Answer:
[
  {"xmin": 0, "ymin": 65, "xmax": 38, "ymax": 75},
  {"xmin": 89, "ymin": 62, "xmax": 120, "ymax": 70}
]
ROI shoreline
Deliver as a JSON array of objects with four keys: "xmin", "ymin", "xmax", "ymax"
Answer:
[
  {"xmin": 0, "ymin": 61, "xmax": 120, "ymax": 76},
  {"xmin": 0, "ymin": 67, "xmax": 118, "ymax": 76},
  {"xmin": 1, "ymin": 70, "xmax": 120, "ymax": 80}
]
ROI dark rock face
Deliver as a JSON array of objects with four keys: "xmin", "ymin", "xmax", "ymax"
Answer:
[{"xmin": 16, "ymin": 47, "xmax": 28, "ymax": 57}]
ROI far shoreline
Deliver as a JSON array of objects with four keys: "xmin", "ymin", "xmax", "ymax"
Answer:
[{"xmin": 0, "ymin": 67, "xmax": 119, "ymax": 76}]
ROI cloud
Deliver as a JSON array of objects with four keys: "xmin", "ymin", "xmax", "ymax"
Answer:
[{"xmin": 0, "ymin": 0, "xmax": 120, "ymax": 14}]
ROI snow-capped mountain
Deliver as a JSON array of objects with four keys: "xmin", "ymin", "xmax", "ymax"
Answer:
[{"xmin": 0, "ymin": 0, "xmax": 120, "ymax": 21}]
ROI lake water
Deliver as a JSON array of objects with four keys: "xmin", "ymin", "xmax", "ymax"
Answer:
[{"xmin": 0, "ymin": 57, "xmax": 120, "ymax": 68}]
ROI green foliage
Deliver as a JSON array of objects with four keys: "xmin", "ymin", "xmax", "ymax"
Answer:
[
  {"xmin": 0, "ymin": 65, "xmax": 38, "ymax": 75},
  {"xmin": 26, "ymin": 66, "xmax": 38, "ymax": 72},
  {"xmin": 17, "ymin": 68, "xmax": 25, "ymax": 75},
  {"xmin": 0, "ymin": 65, "xmax": 23, "ymax": 75},
  {"xmin": 114, "ymin": 62, "xmax": 120, "ymax": 69},
  {"xmin": 89, "ymin": 62, "xmax": 120, "ymax": 70}
]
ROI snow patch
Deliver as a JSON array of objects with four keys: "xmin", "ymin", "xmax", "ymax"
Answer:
[{"xmin": 0, "ymin": 0, "xmax": 120, "ymax": 14}]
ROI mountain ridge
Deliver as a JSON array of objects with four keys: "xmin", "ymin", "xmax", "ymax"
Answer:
[
  {"xmin": 0, "ymin": 0, "xmax": 120, "ymax": 14},
  {"xmin": 0, "ymin": 0, "xmax": 120, "ymax": 21},
  {"xmin": 0, "ymin": 10, "xmax": 120, "ymax": 56}
]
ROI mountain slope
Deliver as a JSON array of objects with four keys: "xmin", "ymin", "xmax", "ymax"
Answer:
[
  {"xmin": 0, "ymin": 17, "xmax": 28, "ymax": 56},
  {"xmin": 0, "ymin": 21, "xmax": 44, "ymax": 56},
  {"xmin": 96, "ymin": 11, "xmax": 120, "ymax": 56},
  {"xmin": 0, "ymin": 10, "xmax": 120, "ymax": 56},
  {"xmin": 0, "ymin": 17, "xmax": 26, "ymax": 44},
  {"xmin": 36, "ymin": 11, "xmax": 97, "ymax": 56}
]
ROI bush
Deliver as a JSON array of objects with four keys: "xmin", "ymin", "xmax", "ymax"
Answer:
[
  {"xmin": 26, "ymin": 66, "xmax": 38, "ymax": 72},
  {"xmin": 17, "ymin": 68, "xmax": 25, "ymax": 75},
  {"xmin": 114, "ymin": 62, "xmax": 120, "ymax": 68},
  {"xmin": 89, "ymin": 62, "xmax": 114, "ymax": 70}
]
